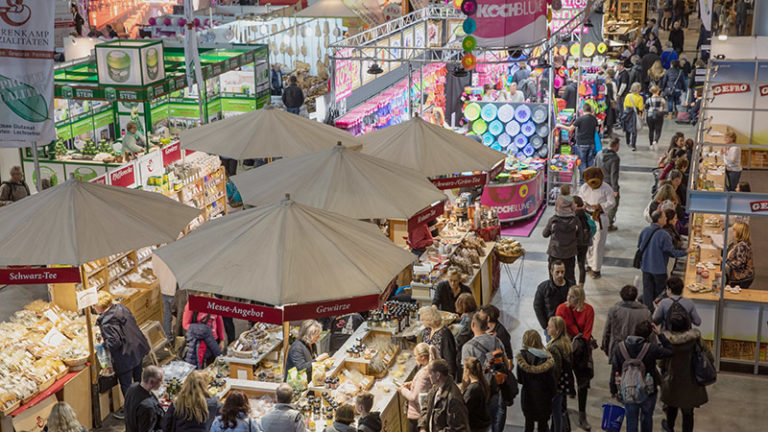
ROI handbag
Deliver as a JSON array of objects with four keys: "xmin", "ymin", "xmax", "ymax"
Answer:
[
  {"xmin": 691, "ymin": 338, "xmax": 717, "ymax": 386},
  {"xmin": 628, "ymin": 95, "xmax": 643, "ymax": 131},
  {"xmin": 634, "ymin": 227, "xmax": 661, "ymax": 268},
  {"xmin": 568, "ymin": 307, "xmax": 596, "ymax": 379}
]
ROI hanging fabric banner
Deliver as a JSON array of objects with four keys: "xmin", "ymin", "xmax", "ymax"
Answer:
[
  {"xmin": 183, "ymin": 0, "xmax": 205, "ymax": 92},
  {"xmin": 700, "ymin": 0, "xmax": 712, "ymax": 31},
  {"xmin": 473, "ymin": 0, "xmax": 548, "ymax": 48},
  {"xmin": 0, "ymin": 0, "xmax": 56, "ymax": 142}
]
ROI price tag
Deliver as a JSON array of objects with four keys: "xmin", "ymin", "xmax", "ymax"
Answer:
[
  {"xmin": 77, "ymin": 287, "xmax": 99, "ymax": 309},
  {"xmin": 43, "ymin": 308, "xmax": 60, "ymax": 323},
  {"xmin": 42, "ymin": 328, "xmax": 71, "ymax": 347}
]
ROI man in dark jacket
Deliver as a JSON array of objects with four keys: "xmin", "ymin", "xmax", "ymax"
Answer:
[
  {"xmin": 595, "ymin": 137, "xmax": 621, "ymax": 231},
  {"xmin": 125, "ymin": 366, "xmax": 164, "ymax": 432},
  {"xmin": 533, "ymin": 261, "xmax": 570, "ymax": 335},
  {"xmin": 184, "ymin": 315, "xmax": 222, "ymax": 369},
  {"xmin": 94, "ymin": 291, "xmax": 150, "ymax": 398},
  {"xmin": 561, "ymin": 80, "xmax": 577, "ymax": 110},
  {"xmin": 609, "ymin": 321, "xmax": 672, "ymax": 432},
  {"xmin": 355, "ymin": 392, "xmax": 382, "ymax": 432},
  {"xmin": 282, "ymin": 76, "xmax": 304, "ymax": 114},
  {"xmin": 668, "ymin": 21, "xmax": 685, "ymax": 54},
  {"xmin": 419, "ymin": 359, "xmax": 470, "ymax": 432},
  {"xmin": 0, "ymin": 166, "xmax": 30, "ymax": 206},
  {"xmin": 601, "ymin": 285, "xmax": 652, "ymax": 361},
  {"xmin": 641, "ymin": 47, "xmax": 661, "ymax": 77}
]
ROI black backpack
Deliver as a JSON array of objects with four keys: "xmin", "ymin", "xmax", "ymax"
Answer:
[{"xmin": 665, "ymin": 298, "xmax": 692, "ymax": 330}]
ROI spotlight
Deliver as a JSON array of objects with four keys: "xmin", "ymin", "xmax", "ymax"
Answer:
[
  {"xmin": 367, "ymin": 63, "xmax": 383, "ymax": 75},
  {"xmin": 452, "ymin": 66, "xmax": 468, "ymax": 77},
  {"xmin": 584, "ymin": 19, "xmax": 594, "ymax": 28}
]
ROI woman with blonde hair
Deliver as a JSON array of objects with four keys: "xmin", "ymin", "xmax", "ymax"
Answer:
[
  {"xmin": 286, "ymin": 319, "xmax": 328, "ymax": 381},
  {"xmin": 622, "ymin": 82, "xmax": 645, "ymax": 151},
  {"xmin": 725, "ymin": 222, "xmax": 754, "ymax": 288},
  {"xmin": 723, "ymin": 129, "xmax": 742, "ymax": 191},
  {"xmin": 419, "ymin": 305, "xmax": 458, "ymax": 379},
  {"xmin": 162, "ymin": 370, "xmax": 221, "ymax": 432},
  {"xmin": 648, "ymin": 60, "xmax": 666, "ymax": 88},
  {"xmin": 461, "ymin": 357, "xmax": 492, "ymax": 432},
  {"xmin": 556, "ymin": 286, "xmax": 595, "ymax": 430},
  {"xmin": 48, "ymin": 402, "xmax": 86, "ymax": 432},
  {"xmin": 517, "ymin": 330, "xmax": 555, "ymax": 432},
  {"xmin": 547, "ymin": 316, "xmax": 573, "ymax": 432},
  {"xmin": 399, "ymin": 342, "xmax": 439, "ymax": 432}
]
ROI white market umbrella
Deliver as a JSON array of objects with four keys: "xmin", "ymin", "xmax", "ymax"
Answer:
[
  {"xmin": 231, "ymin": 143, "xmax": 446, "ymax": 220},
  {"xmin": 296, "ymin": 0, "xmax": 358, "ymax": 17},
  {"xmin": 360, "ymin": 116, "xmax": 505, "ymax": 178},
  {"xmin": 154, "ymin": 196, "xmax": 415, "ymax": 305},
  {"xmin": 179, "ymin": 107, "xmax": 363, "ymax": 159},
  {"xmin": 0, "ymin": 178, "xmax": 201, "ymax": 266}
]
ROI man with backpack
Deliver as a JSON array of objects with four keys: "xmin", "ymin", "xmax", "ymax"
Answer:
[
  {"xmin": 609, "ymin": 321, "xmax": 673, "ymax": 432},
  {"xmin": 461, "ymin": 313, "xmax": 516, "ymax": 432},
  {"xmin": 0, "ymin": 166, "xmax": 30, "ymax": 206},
  {"xmin": 636, "ymin": 210, "xmax": 692, "ymax": 311},
  {"xmin": 652, "ymin": 276, "xmax": 702, "ymax": 331}
]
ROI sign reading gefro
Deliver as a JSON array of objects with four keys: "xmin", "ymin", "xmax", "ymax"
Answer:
[
  {"xmin": 473, "ymin": 0, "xmax": 548, "ymax": 47},
  {"xmin": 0, "ymin": 0, "xmax": 56, "ymax": 142}
]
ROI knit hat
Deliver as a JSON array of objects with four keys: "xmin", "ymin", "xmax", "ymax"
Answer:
[{"xmin": 555, "ymin": 194, "xmax": 575, "ymax": 217}]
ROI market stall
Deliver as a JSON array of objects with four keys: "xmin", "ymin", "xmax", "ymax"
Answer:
[
  {"xmin": 684, "ymin": 40, "xmax": 768, "ymax": 373},
  {"xmin": 23, "ymin": 42, "xmax": 269, "ymax": 191}
]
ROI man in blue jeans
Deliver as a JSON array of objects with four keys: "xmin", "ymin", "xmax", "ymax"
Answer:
[
  {"xmin": 565, "ymin": 104, "xmax": 599, "ymax": 169},
  {"xmin": 609, "ymin": 321, "xmax": 673, "ymax": 432},
  {"xmin": 282, "ymin": 75, "xmax": 304, "ymax": 115}
]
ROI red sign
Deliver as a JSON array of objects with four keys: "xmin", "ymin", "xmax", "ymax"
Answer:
[
  {"xmin": 430, "ymin": 174, "xmax": 487, "ymax": 190},
  {"xmin": 712, "ymin": 83, "xmax": 751, "ymax": 95},
  {"xmin": 760, "ymin": 85, "xmax": 768, "ymax": 97},
  {"xmin": 187, "ymin": 295, "xmax": 283, "ymax": 324},
  {"xmin": 162, "ymin": 142, "xmax": 182, "ymax": 166},
  {"xmin": 488, "ymin": 160, "xmax": 505, "ymax": 180},
  {"xmin": 91, "ymin": 174, "xmax": 108, "ymax": 185},
  {"xmin": 284, "ymin": 294, "xmax": 381, "ymax": 321},
  {"xmin": 109, "ymin": 163, "xmax": 136, "ymax": 188},
  {"xmin": 0, "ymin": 267, "xmax": 81, "ymax": 285},
  {"xmin": 749, "ymin": 200, "xmax": 768, "ymax": 212},
  {"xmin": 407, "ymin": 200, "xmax": 445, "ymax": 231}
]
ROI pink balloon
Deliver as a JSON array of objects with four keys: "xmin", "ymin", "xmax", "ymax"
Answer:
[
  {"xmin": 163, "ymin": 17, "xmax": 171, "ymax": 26},
  {"xmin": 193, "ymin": 18, "xmax": 200, "ymax": 26},
  {"xmin": 204, "ymin": 19, "xmax": 210, "ymax": 25},
  {"xmin": 148, "ymin": 17, "xmax": 156, "ymax": 26},
  {"xmin": 177, "ymin": 17, "xmax": 186, "ymax": 26}
]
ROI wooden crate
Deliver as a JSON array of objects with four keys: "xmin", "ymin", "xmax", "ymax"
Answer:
[{"xmin": 124, "ymin": 282, "xmax": 161, "ymax": 325}]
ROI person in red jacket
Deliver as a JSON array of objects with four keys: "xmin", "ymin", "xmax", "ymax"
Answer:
[{"xmin": 556, "ymin": 286, "xmax": 595, "ymax": 431}]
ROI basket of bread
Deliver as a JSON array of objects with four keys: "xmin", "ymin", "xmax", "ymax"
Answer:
[{"xmin": 495, "ymin": 239, "xmax": 525, "ymax": 264}]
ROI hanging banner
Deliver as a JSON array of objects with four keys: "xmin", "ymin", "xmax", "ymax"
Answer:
[
  {"xmin": 0, "ymin": 0, "xmax": 56, "ymax": 142},
  {"xmin": 700, "ymin": 0, "xmax": 712, "ymax": 32},
  {"xmin": 284, "ymin": 294, "xmax": 381, "ymax": 321},
  {"xmin": 407, "ymin": 200, "xmax": 445, "ymax": 231},
  {"xmin": 473, "ymin": 0, "xmax": 548, "ymax": 47},
  {"xmin": 188, "ymin": 295, "xmax": 284, "ymax": 324},
  {"xmin": 0, "ymin": 267, "xmax": 81, "ymax": 285},
  {"xmin": 431, "ymin": 174, "xmax": 487, "ymax": 190}
]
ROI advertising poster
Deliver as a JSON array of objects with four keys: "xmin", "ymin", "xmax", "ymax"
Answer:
[
  {"xmin": 756, "ymin": 62, "xmax": 768, "ymax": 111},
  {"xmin": 709, "ymin": 62, "xmax": 755, "ymax": 109},
  {"xmin": 22, "ymin": 160, "xmax": 66, "ymax": 193},
  {"xmin": 140, "ymin": 44, "xmax": 165, "ymax": 85},
  {"xmin": 334, "ymin": 48, "xmax": 360, "ymax": 102},
  {"xmin": 473, "ymin": 0, "xmax": 547, "ymax": 48},
  {"xmin": 480, "ymin": 174, "xmax": 543, "ymax": 221},
  {"xmin": 551, "ymin": 0, "xmax": 589, "ymax": 34},
  {"xmin": 0, "ymin": 0, "xmax": 56, "ymax": 142},
  {"xmin": 97, "ymin": 47, "xmax": 142, "ymax": 86}
]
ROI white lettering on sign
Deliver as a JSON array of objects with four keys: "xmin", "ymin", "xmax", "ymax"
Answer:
[
  {"xmin": 8, "ymin": 270, "xmax": 59, "ymax": 281},
  {"xmin": 750, "ymin": 200, "xmax": 768, "ymax": 212},
  {"xmin": 206, "ymin": 300, "xmax": 265, "ymax": 318},
  {"xmin": 316, "ymin": 303, "xmax": 351, "ymax": 314},
  {"xmin": 476, "ymin": 1, "xmax": 540, "ymax": 18},
  {"xmin": 760, "ymin": 85, "xmax": 768, "ymax": 97},
  {"xmin": 712, "ymin": 83, "xmax": 750, "ymax": 95}
]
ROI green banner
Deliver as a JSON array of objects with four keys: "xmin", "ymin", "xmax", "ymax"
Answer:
[
  {"xmin": 222, "ymin": 98, "xmax": 255, "ymax": 113},
  {"xmin": 151, "ymin": 103, "xmax": 169, "ymax": 120},
  {"xmin": 71, "ymin": 118, "xmax": 93, "ymax": 136},
  {"xmin": 207, "ymin": 100, "xmax": 222, "ymax": 117},
  {"xmin": 170, "ymin": 103, "xmax": 201, "ymax": 118},
  {"xmin": 57, "ymin": 125, "xmax": 73, "ymax": 141},
  {"xmin": 93, "ymin": 110, "xmax": 114, "ymax": 129}
]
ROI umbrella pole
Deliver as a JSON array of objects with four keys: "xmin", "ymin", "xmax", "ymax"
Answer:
[
  {"xmin": 32, "ymin": 143, "xmax": 41, "ymax": 193},
  {"xmin": 282, "ymin": 321, "xmax": 289, "ymax": 374},
  {"xmin": 81, "ymin": 265, "xmax": 102, "ymax": 428}
]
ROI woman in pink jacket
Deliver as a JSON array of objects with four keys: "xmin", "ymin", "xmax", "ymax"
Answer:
[{"xmin": 398, "ymin": 343, "xmax": 438, "ymax": 432}]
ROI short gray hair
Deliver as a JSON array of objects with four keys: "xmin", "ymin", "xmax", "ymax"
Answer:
[
  {"xmin": 276, "ymin": 383, "xmax": 293, "ymax": 403},
  {"xmin": 142, "ymin": 365, "xmax": 163, "ymax": 384},
  {"xmin": 299, "ymin": 319, "xmax": 322, "ymax": 344},
  {"xmin": 10, "ymin": 166, "xmax": 21, "ymax": 175}
]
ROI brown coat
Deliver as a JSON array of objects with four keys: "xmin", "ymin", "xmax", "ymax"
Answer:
[
  {"xmin": 659, "ymin": 329, "xmax": 712, "ymax": 409},
  {"xmin": 0, "ymin": 180, "xmax": 29, "ymax": 206},
  {"xmin": 418, "ymin": 379, "xmax": 470, "ymax": 432}
]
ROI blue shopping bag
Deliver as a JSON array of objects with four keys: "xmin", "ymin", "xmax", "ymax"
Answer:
[{"xmin": 601, "ymin": 404, "xmax": 625, "ymax": 432}]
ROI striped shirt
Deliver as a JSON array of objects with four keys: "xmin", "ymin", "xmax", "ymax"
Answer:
[{"xmin": 647, "ymin": 96, "xmax": 666, "ymax": 118}]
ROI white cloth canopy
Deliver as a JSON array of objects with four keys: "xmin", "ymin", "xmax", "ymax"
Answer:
[
  {"xmin": 360, "ymin": 116, "xmax": 505, "ymax": 177},
  {"xmin": 154, "ymin": 197, "xmax": 414, "ymax": 305},
  {"xmin": 179, "ymin": 107, "xmax": 363, "ymax": 159},
  {"xmin": 232, "ymin": 144, "xmax": 446, "ymax": 220},
  {"xmin": 296, "ymin": 0, "xmax": 358, "ymax": 17},
  {"xmin": 0, "ymin": 178, "xmax": 201, "ymax": 266}
]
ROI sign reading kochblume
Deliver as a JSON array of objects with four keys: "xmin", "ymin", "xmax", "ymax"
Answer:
[{"xmin": 0, "ymin": 0, "xmax": 55, "ymax": 142}]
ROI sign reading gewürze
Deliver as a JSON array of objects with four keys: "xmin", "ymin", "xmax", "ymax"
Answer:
[{"xmin": 0, "ymin": 0, "xmax": 56, "ymax": 142}]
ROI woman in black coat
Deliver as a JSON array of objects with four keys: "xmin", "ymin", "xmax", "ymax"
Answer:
[
  {"xmin": 461, "ymin": 357, "xmax": 492, "ymax": 432},
  {"xmin": 285, "ymin": 320, "xmax": 327, "ymax": 382},
  {"xmin": 94, "ymin": 291, "xmax": 150, "ymax": 397},
  {"xmin": 420, "ymin": 306, "xmax": 458, "ymax": 379},
  {"xmin": 162, "ymin": 371, "xmax": 221, "ymax": 432},
  {"xmin": 517, "ymin": 330, "xmax": 556, "ymax": 432}
]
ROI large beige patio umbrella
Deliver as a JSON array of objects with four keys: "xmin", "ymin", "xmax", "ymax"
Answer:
[
  {"xmin": 179, "ymin": 107, "xmax": 363, "ymax": 159},
  {"xmin": 0, "ymin": 178, "xmax": 201, "ymax": 266},
  {"xmin": 296, "ymin": 0, "xmax": 358, "ymax": 17},
  {"xmin": 154, "ymin": 196, "xmax": 414, "ymax": 305},
  {"xmin": 360, "ymin": 116, "xmax": 505, "ymax": 177},
  {"xmin": 231, "ymin": 143, "xmax": 446, "ymax": 219}
]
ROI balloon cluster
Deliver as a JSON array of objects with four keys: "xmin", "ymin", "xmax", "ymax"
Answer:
[
  {"xmin": 149, "ymin": 16, "xmax": 213, "ymax": 29},
  {"xmin": 457, "ymin": 0, "xmax": 477, "ymax": 70}
]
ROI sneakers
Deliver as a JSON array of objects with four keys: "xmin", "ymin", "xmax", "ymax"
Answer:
[
  {"xmin": 608, "ymin": 225, "xmax": 618, "ymax": 232},
  {"xmin": 578, "ymin": 412, "xmax": 592, "ymax": 431},
  {"xmin": 590, "ymin": 270, "xmax": 602, "ymax": 279},
  {"xmin": 112, "ymin": 408, "xmax": 125, "ymax": 420}
]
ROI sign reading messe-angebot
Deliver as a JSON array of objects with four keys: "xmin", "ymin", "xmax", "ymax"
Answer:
[
  {"xmin": 0, "ymin": 1, "xmax": 56, "ymax": 142},
  {"xmin": 473, "ymin": 0, "xmax": 547, "ymax": 47}
]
